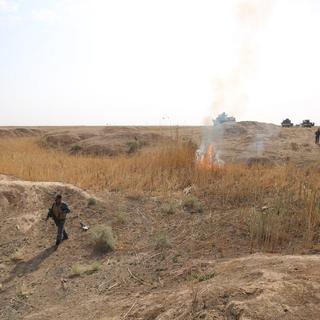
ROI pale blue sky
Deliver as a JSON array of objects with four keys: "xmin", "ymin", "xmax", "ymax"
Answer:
[{"xmin": 0, "ymin": 0, "xmax": 320, "ymax": 125}]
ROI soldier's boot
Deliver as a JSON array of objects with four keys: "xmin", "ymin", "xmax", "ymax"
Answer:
[{"xmin": 63, "ymin": 230, "xmax": 68, "ymax": 241}]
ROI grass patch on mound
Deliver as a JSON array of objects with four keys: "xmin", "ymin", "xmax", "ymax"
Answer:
[
  {"xmin": 193, "ymin": 272, "xmax": 215, "ymax": 282},
  {"xmin": 88, "ymin": 225, "xmax": 116, "ymax": 253},
  {"xmin": 155, "ymin": 232, "xmax": 171, "ymax": 250},
  {"xmin": 115, "ymin": 212, "xmax": 127, "ymax": 225},
  {"xmin": 183, "ymin": 196, "xmax": 203, "ymax": 213},
  {"xmin": 161, "ymin": 199, "xmax": 178, "ymax": 215},
  {"xmin": 87, "ymin": 197, "xmax": 97, "ymax": 206},
  {"xmin": 10, "ymin": 248, "xmax": 25, "ymax": 263},
  {"xmin": 70, "ymin": 261, "xmax": 101, "ymax": 277}
]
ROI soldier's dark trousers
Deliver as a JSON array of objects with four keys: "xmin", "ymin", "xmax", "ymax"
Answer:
[{"xmin": 53, "ymin": 217, "xmax": 68, "ymax": 245}]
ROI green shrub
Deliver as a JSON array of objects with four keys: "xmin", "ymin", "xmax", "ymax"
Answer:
[
  {"xmin": 88, "ymin": 197, "xmax": 97, "ymax": 206},
  {"xmin": 88, "ymin": 225, "xmax": 116, "ymax": 252},
  {"xmin": 183, "ymin": 196, "xmax": 203, "ymax": 213}
]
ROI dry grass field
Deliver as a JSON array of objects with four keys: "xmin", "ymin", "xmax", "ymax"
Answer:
[
  {"xmin": 0, "ymin": 134, "xmax": 319, "ymax": 250},
  {"xmin": 1, "ymin": 124, "xmax": 320, "ymax": 319}
]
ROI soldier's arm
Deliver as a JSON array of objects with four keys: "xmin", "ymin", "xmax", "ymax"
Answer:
[{"xmin": 46, "ymin": 207, "xmax": 53, "ymax": 221}]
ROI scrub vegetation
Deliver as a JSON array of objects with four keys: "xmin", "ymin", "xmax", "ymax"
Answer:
[{"xmin": 0, "ymin": 137, "xmax": 319, "ymax": 250}]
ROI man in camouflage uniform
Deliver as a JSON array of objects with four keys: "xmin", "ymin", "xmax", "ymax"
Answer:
[
  {"xmin": 315, "ymin": 128, "xmax": 320, "ymax": 145},
  {"xmin": 46, "ymin": 194, "xmax": 71, "ymax": 246}
]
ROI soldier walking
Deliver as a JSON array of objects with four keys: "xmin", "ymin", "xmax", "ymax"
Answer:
[{"xmin": 46, "ymin": 194, "xmax": 71, "ymax": 247}]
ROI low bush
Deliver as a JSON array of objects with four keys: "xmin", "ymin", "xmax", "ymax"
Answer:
[
  {"xmin": 88, "ymin": 225, "xmax": 116, "ymax": 252},
  {"xmin": 183, "ymin": 196, "xmax": 203, "ymax": 213},
  {"xmin": 88, "ymin": 197, "xmax": 97, "ymax": 206},
  {"xmin": 161, "ymin": 200, "xmax": 178, "ymax": 215}
]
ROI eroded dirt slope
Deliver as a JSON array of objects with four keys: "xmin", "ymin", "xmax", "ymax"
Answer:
[{"xmin": 1, "ymin": 175, "xmax": 320, "ymax": 320}]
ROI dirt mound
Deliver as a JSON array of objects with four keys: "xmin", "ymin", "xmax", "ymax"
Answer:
[
  {"xmin": 41, "ymin": 132, "xmax": 82, "ymax": 148},
  {"xmin": 0, "ymin": 174, "xmax": 319, "ymax": 319},
  {"xmin": 132, "ymin": 254, "xmax": 320, "ymax": 320},
  {"xmin": 0, "ymin": 128, "xmax": 42, "ymax": 138},
  {"xmin": 5, "ymin": 122, "xmax": 319, "ymax": 163},
  {"xmin": 40, "ymin": 127, "xmax": 169, "ymax": 156},
  {"xmin": 0, "ymin": 178, "xmax": 92, "ymax": 247},
  {"xmin": 204, "ymin": 122, "xmax": 320, "ymax": 165}
]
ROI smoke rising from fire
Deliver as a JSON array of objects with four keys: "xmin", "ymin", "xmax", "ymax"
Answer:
[
  {"xmin": 212, "ymin": 0, "xmax": 275, "ymax": 118},
  {"xmin": 199, "ymin": 0, "xmax": 276, "ymax": 165}
]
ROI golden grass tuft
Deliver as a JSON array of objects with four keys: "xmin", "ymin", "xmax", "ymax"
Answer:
[
  {"xmin": 70, "ymin": 261, "xmax": 101, "ymax": 277},
  {"xmin": 88, "ymin": 224, "xmax": 116, "ymax": 252}
]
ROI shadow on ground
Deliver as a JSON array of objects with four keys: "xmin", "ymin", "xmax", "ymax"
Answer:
[{"xmin": 3, "ymin": 246, "xmax": 56, "ymax": 285}]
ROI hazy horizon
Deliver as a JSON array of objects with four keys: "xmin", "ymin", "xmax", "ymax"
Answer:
[{"xmin": 1, "ymin": 0, "xmax": 320, "ymax": 126}]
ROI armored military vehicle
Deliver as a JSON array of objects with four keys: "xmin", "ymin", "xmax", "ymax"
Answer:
[
  {"xmin": 281, "ymin": 118, "xmax": 294, "ymax": 127},
  {"xmin": 301, "ymin": 120, "xmax": 315, "ymax": 128},
  {"xmin": 213, "ymin": 112, "xmax": 236, "ymax": 126}
]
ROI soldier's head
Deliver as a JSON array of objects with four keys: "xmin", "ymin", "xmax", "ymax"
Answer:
[{"xmin": 55, "ymin": 194, "xmax": 62, "ymax": 205}]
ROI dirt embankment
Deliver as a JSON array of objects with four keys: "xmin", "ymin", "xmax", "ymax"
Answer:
[
  {"xmin": 0, "ymin": 128, "xmax": 42, "ymax": 138},
  {"xmin": 25, "ymin": 121, "xmax": 320, "ymax": 163},
  {"xmin": 2, "ymin": 122, "xmax": 319, "ymax": 163},
  {"xmin": 1, "ymin": 175, "xmax": 320, "ymax": 320}
]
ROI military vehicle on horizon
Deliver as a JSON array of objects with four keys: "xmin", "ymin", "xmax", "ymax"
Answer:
[
  {"xmin": 300, "ymin": 120, "xmax": 315, "ymax": 128},
  {"xmin": 281, "ymin": 118, "xmax": 294, "ymax": 127},
  {"xmin": 213, "ymin": 112, "xmax": 236, "ymax": 126}
]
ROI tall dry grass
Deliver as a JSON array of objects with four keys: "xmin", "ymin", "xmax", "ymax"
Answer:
[
  {"xmin": 0, "ymin": 137, "xmax": 197, "ymax": 191},
  {"xmin": 0, "ymin": 137, "xmax": 319, "ymax": 250}
]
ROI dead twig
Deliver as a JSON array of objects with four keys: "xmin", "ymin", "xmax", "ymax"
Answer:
[
  {"xmin": 122, "ymin": 301, "xmax": 137, "ymax": 319},
  {"xmin": 108, "ymin": 282, "xmax": 119, "ymax": 290},
  {"xmin": 98, "ymin": 277, "xmax": 115, "ymax": 293},
  {"xmin": 127, "ymin": 267, "xmax": 144, "ymax": 284}
]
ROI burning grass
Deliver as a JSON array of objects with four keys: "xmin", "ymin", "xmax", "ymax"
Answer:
[{"xmin": 0, "ymin": 137, "xmax": 319, "ymax": 251}]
